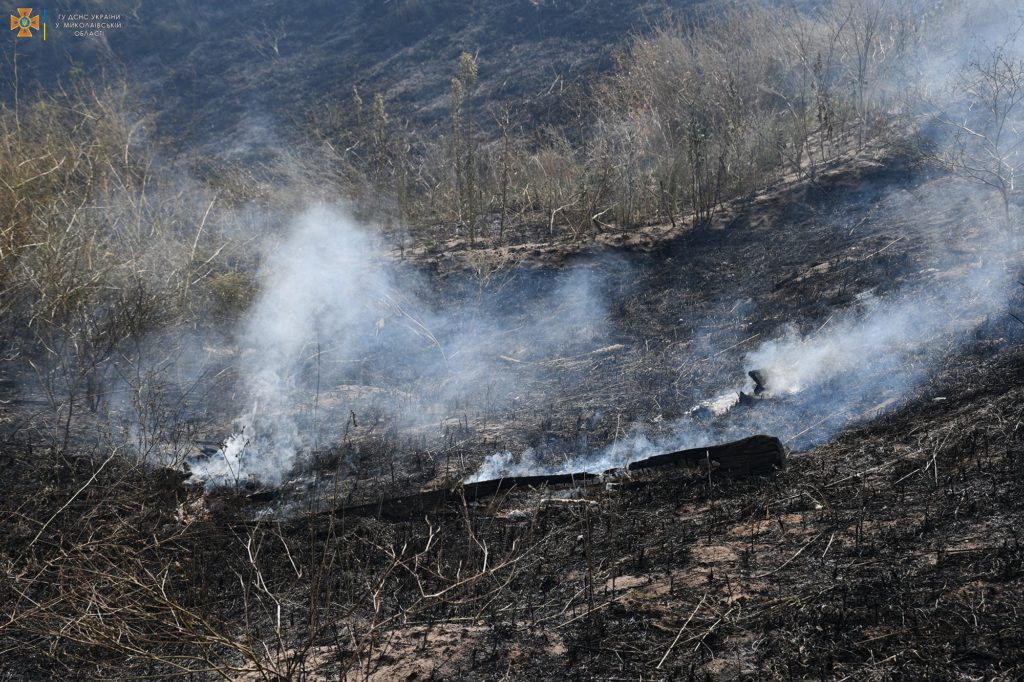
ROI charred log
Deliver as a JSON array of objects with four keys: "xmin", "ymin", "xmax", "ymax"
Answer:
[
  {"xmin": 335, "ymin": 435, "xmax": 784, "ymax": 520},
  {"xmin": 626, "ymin": 434, "xmax": 785, "ymax": 477},
  {"xmin": 691, "ymin": 405, "xmax": 714, "ymax": 421},
  {"xmin": 737, "ymin": 390, "xmax": 759, "ymax": 407},
  {"xmin": 337, "ymin": 472, "xmax": 601, "ymax": 521}
]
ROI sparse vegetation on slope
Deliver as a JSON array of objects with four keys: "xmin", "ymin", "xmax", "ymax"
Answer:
[{"xmin": 306, "ymin": 1, "xmax": 993, "ymax": 248}]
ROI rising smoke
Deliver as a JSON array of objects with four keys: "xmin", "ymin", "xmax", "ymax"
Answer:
[
  {"xmin": 471, "ymin": 258, "xmax": 1012, "ymax": 480},
  {"xmin": 189, "ymin": 206, "xmax": 616, "ymax": 486},
  {"xmin": 469, "ymin": 1, "xmax": 1024, "ymax": 480},
  {"xmin": 191, "ymin": 176, "xmax": 1016, "ymax": 488},
  {"xmin": 190, "ymin": 206, "xmax": 412, "ymax": 485}
]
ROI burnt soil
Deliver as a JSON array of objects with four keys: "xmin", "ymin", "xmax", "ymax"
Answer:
[
  {"xmin": 3, "ymin": 149, "xmax": 1024, "ymax": 679},
  {"xmin": 3, "ymin": 337, "xmax": 1023, "ymax": 680}
]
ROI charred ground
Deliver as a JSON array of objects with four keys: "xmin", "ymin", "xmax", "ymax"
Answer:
[
  {"xmin": 3, "ymin": 142, "xmax": 1024, "ymax": 679},
  {"xmin": 2, "ymin": 0, "xmax": 707, "ymax": 152},
  {"xmin": 3, "ymin": 310, "xmax": 1023, "ymax": 680}
]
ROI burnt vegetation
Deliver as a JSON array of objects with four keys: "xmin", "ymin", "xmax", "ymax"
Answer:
[
  {"xmin": 4, "ymin": 347, "xmax": 1024, "ymax": 679},
  {"xmin": 3, "ymin": 0, "xmax": 1024, "ymax": 679}
]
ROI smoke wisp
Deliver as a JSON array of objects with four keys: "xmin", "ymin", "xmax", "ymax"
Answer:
[
  {"xmin": 188, "ymin": 205, "xmax": 617, "ymax": 486},
  {"xmin": 471, "ymin": 256, "xmax": 1012, "ymax": 480}
]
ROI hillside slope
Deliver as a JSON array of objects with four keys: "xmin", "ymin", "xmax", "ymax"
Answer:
[
  {"xmin": 4, "ymin": 0, "xmax": 704, "ymax": 152},
  {"xmin": 3, "ymin": 140, "xmax": 1024, "ymax": 677}
]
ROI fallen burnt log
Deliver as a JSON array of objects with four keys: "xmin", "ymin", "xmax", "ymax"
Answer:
[
  {"xmin": 627, "ymin": 434, "xmax": 786, "ymax": 477},
  {"xmin": 338, "ymin": 472, "xmax": 601, "ymax": 521},
  {"xmin": 335, "ymin": 435, "xmax": 785, "ymax": 520}
]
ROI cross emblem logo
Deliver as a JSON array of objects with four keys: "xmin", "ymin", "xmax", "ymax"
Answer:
[{"xmin": 10, "ymin": 8, "xmax": 39, "ymax": 37}]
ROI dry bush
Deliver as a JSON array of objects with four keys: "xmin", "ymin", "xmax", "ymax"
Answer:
[
  {"xmin": 586, "ymin": 1, "xmax": 925, "ymax": 228},
  {"xmin": 937, "ymin": 35, "xmax": 1024, "ymax": 227},
  {"xmin": 209, "ymin": 271, "xmax": 258, "ymax": 320},
  {"xmin": 0, "ymin": 80, "xmax": 243, "ymax": 454}
]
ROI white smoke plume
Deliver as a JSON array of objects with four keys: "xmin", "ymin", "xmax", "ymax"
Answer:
[
  {"xmin": 188, "ymin": 205, "xmax": 615, "ymax": 487},
  {"xmin": 189, "ymin": 206, "xmax": 397, "ymax": 485},
  {"xmin": 195, "ymin": 0, "xmax": 1024, "ymax": 488}
]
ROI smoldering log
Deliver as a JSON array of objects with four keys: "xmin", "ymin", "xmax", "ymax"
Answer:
[
  {"xmin": 464, "ymin": 471, "xmax": 602, "ymax": 499},
  {"xmin": 691, "ymin": 405, "xmax": 714, "ymax": 421},
  {"xmin": 626, "ymin": 434, "xmax": 786, "ymax": 477},
  {"xmin": 334, "ymin": 435, "xmax": 785, "ymax": 520}
]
